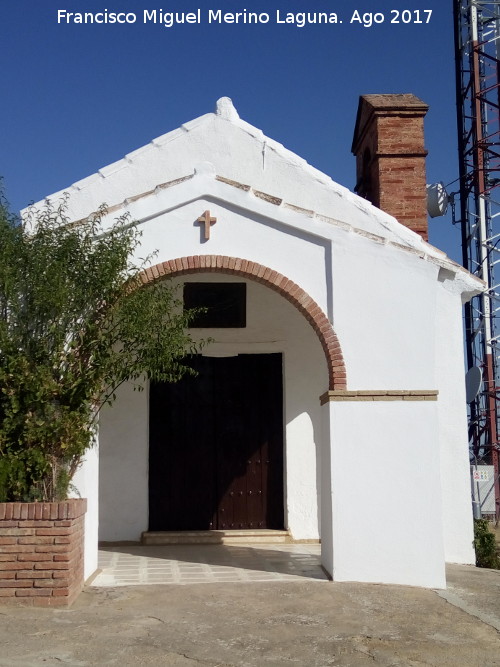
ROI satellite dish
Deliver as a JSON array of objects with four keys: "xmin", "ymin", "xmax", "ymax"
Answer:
[
  {"xmin": 465, "ymin": 366, "xmax": 483, "ymax": 403},
  {"xmin": 427, "ymin": 182, "xmax": 449, "ymax": 218}
]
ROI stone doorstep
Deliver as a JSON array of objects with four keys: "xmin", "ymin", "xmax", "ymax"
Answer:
[{"xmin": 140, "ymin": 530, "xmax": 315, "ymax": 546}]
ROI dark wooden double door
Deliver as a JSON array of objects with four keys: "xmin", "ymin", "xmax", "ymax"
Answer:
[{"xmin": 149, "ymin": 354, "xmax": 284, "ymax": 531}]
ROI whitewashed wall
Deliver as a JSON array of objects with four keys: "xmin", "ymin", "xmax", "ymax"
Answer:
[
  {"xmin": 98, "ymin": 381, "xmax": 149, "ymax": 542},
  {"xmin": 327, "ymin": 230, "xmax": 474, "ymax": 573},
  {"xmin": 121, "ymin": 171, "xmax": 332, "ymax": 318},
  {"xmin": 330, "ymin": 232, "xmax": 438, "ymax": 389},
  {"xmin": 323, "ymin": 399, "xmax": 446, "ymax": 589},
  {"xmin": 71, "ymin": 443, "xmax": 99, "ymax": 580},
  {"xmin": 319, "ymin": 230, "xmax": 449, "ymax": 588},
  {"xmin": 435, "ymin": 276, "xmax": 475, "ymax": 564}
]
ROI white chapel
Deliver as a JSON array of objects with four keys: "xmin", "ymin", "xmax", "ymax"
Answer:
[{"xmin": 34, "ymin": 95, "xmax": 482, "ymax": 589}]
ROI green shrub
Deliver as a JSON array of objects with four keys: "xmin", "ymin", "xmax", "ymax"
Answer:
[
  {"xmin": 0, "ymin": 196, "xmax": 202, "ymax": 502},
  {"xmin": 473, "ymin": 519, "xmax": 500, "ymax": 569}
]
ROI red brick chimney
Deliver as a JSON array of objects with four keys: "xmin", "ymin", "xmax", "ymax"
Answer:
[{"xmin": 351, "ymin": 94, "xmax": 429, "ymax": 240}]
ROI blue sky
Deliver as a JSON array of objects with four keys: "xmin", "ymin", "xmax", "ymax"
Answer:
[{"xmin": 2, "ymin": 1, "xmax": 461, "ymax": 259}]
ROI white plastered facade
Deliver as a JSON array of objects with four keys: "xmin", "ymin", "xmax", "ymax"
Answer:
[{"xmin": 31, "ymin": 98, "xmax": 483, "ymax": 588}]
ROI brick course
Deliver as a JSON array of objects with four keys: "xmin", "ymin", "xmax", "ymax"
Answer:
[
  {"xmin": 0, "ymin": 499, "xmax": 86, "ymax": 607},
  {"xmin": 140, "ymin": 256, "xmax": 346, "ymax": 390}
]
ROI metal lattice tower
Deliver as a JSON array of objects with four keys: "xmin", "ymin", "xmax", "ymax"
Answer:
[{"xmin": 454, "ymin": 0, "xmax": 500, "ymax": 516}]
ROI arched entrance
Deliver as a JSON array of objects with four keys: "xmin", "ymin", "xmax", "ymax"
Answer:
[
  {"xmin": 140, "ymin": 257, "xmax": 347, "ymax": 535},
  {"xmin": 139, "ymin": 255, "xmax": 346, "ymax": 390}
]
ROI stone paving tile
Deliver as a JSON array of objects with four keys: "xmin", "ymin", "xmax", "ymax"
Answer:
[{"xmin": 92, "ymin": 543, "xmax": 328, "ymax": 587}]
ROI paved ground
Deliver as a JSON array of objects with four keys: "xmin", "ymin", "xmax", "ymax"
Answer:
[
  {"xmin": 0, "ymin": 546, "xmax": 499, "ymax": 666},
  {"xmin": 94, "ymin": 544, "xmax": 328, "ymax": 586}
]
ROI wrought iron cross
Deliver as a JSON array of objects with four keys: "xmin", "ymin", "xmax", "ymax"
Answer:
[{"xmin": 197, "ymin": 210, "xmax": 217, "ymax": 240}]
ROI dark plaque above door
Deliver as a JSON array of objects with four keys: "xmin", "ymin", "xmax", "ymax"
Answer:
[{"xmin": 183, "ymin": 282, "xmax": 246, "ymax": 328}]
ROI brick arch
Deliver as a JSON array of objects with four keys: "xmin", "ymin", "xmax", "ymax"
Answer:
[{"xmin": 140, "ymin": 255, "xmax": 346, "ymax": 390}]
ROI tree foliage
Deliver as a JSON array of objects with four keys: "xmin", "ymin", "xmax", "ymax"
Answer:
[{"xmin": 0, "ymin": 196, "xmax": 201, "ymax": 502}]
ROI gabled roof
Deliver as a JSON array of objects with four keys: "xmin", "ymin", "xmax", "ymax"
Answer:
[
  {"xmin": 25, "ymin": 97, "xmax": 483, "ymax": 294},
  {"xmin": 28, "ymin": 98, "xmax": 435, "ymax": 250}
]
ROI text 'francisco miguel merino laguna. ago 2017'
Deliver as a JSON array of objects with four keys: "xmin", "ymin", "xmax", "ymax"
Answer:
[{"xmin": 56, "ymin": 9, "xmax": 433, "ymax": 28}]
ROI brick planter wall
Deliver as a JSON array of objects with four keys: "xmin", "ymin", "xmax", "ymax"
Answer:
[{"xmin": 0, "ymin": 499, "xmax": 86, "ymax": 607}]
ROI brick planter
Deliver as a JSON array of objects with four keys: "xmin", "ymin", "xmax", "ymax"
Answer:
[{"xmin": 0, "ymin": 499, "xmax": 86, "ymax": 607}]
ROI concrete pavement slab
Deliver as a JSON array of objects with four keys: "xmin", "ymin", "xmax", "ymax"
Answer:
[{"xmin": 0, "ymin": 564, "xmax": 499, "ymax": 666}]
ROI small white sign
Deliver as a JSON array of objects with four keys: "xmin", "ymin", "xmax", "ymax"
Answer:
[{"xmin": 473, "ymin": 470, "xmax": 489, "ymax": 481}]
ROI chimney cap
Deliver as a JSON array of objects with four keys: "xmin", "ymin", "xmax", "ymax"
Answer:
[
  {"xmin": 358, "ymin": 93, "xmax": 428, "ymax": 110},
  {"xmin": 352, "ymin": 93, "xmax": 429, "ymax": 154}
]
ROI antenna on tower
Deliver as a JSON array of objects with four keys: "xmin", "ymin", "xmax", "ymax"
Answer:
[
  {"xmin": 453, "ymin": 0, "xmax": 500, "ymax": 518},
  {"xmin": 454, "ymin": 0, "xmax": 500, "ymax": 519}
]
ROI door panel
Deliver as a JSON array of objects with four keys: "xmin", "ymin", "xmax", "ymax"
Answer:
[{"xmin": 149, "ymin": 354, "xmax": 283, "ymax": 531}]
